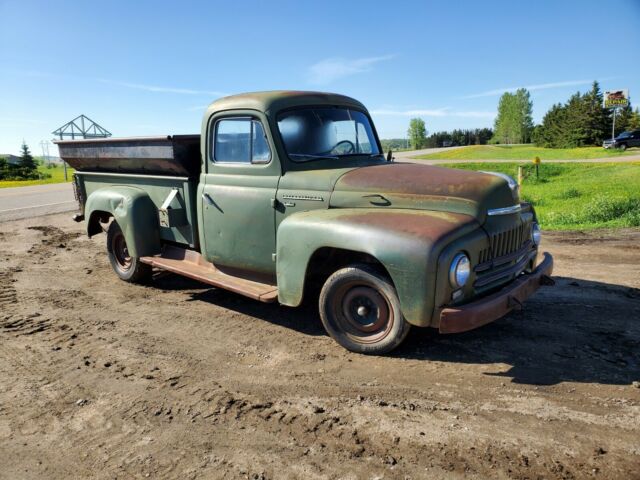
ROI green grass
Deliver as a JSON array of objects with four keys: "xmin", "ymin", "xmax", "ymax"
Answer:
[
  {"xmin": 445, "ymin": 162, "xmax": 640, "ymax": 230},
  {"xmin": 416, "ymin": 144, "xmax": 638, "ymax": 160},
  {"xmin": 0, "ymin": 164, "xmax": 75, "ymax": 188}
]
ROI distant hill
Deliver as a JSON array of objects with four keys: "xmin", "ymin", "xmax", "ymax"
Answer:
[{"xmin": 0, "ymin": 154, "xmax": 21, "ymax": 165}]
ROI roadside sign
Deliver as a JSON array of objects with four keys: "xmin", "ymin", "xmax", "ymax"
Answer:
[{"xmin": 603, "ymin": 89, "xmax": 629, "ymax": 108}]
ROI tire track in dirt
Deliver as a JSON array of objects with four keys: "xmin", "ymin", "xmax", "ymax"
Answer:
[
  {"xmin": 1, "ymin": 216, "xmax": 639, "ymax": 479},
  {"xmin": 0, "ymin": 268, "xmax": 18, "ymax": 311}
]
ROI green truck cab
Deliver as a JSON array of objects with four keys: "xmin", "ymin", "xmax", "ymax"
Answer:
[{"xmin": 57, "ymin": 91, "xmax": 554, "ymax": 354}]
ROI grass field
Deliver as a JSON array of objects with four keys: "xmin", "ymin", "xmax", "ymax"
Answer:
[
  {"xmin": 0, "ymin": 164, "xmax": 74, "ymax": 189},
  {"xmin": 446, "ymin": 162, "xmax": 640, "ymax": 230},
  {"xmin": 416, "ymin": 144, "xmax": 638, "ymax": 160}
]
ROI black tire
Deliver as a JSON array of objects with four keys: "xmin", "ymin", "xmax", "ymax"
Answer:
[
  {"xmin": 619, "ymin": 143, "xmax": 627, "ymax": 151},
  {"xmin": 106, "ymin": 221, "xmax": 151, "ymax": 283},
  {"xmin": 319, "ymin": 264, "xmax": 411, "ymax": 354}
]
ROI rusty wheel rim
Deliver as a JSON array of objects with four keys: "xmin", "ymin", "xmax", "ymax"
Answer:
[
  {"xmin": 332, "ymin": 283, "xmax": 394, "ymax": 344},
  {"xmin": 111, "ymin": 231, "xmax": 132, "ymax": 272}
]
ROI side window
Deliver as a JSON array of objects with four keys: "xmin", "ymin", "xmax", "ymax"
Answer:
[
  {"xmin": 213, "ymin": 118, "xmax": 271, "ymax": 164},
  {"xmin": 252, "ymin": 121, "xmax": 270, "ymax": 163},
  {"xmin": 356, "ymin": 122, "xmax": 373, "ymax": 153}
]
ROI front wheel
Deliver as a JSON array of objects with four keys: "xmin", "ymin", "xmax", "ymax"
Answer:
[
  {"xmin": 619, "ymin": 143, "xmax": 627, "ymax": 151},
  {"xmin": 106, "ymin": 221, "xmax": 151, "ymax": 283},
  {"xmin": 319, "ymin": 265, "xmax": 411, "ymax": 354}
]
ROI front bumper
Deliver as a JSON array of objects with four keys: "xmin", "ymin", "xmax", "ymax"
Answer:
[{"xmin": 438, "ymin": 252, "xmax": 554, "ymax": 334}]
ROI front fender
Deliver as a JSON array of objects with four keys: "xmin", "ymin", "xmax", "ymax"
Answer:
[
  {"xmin": 85, "ymin": 186, "xmax": 161, "ymax": 258},
  {"xmin": 276, "ymin": 208, "xmax": 478, "ymax": 326}
]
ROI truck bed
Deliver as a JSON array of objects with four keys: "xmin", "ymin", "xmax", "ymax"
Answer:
[
  {"xmin": 56, "ymin": 136, "xmax": 201, "ymax": 249},
  {"xmin": 74, "ymin": 171, "xmax": 199, "ymax": 248},
  {"xmin": 55, "ymin": 135, "xmax": 201, "ymax": 177}
]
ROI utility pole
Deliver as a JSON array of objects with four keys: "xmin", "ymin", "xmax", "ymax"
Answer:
[{"xmin": 39, "ymin": 140, "xmax": 51, "ymax": 167}]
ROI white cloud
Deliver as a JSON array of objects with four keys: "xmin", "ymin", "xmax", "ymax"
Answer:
[
  {"xmin": 307, "ymin": 55, "xmax": 395, "ymax": 85},
  {"xmin": 99, "ymin": 79, "xmax": 227, "ymax": 97},
  {"xmin": 371, "ymin": 108, "xmax": 495, "ymax": 119},
  {"xmin": 461, "ymin": 79, "xmax": 599, "ymax": 99}
]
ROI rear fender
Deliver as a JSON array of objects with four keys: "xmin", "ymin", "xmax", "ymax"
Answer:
[
  {"xmin": 276, "ymin": 208, "xmax": 478, "ymax": 326},
  {"xmin": 85, "ymin": 186, "xmax": 161, "ymax": 258}
]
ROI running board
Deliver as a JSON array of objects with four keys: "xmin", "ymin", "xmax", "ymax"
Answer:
[{"xmin": 140, "ymin": 246, "xmax": 278, "ymax": 303}]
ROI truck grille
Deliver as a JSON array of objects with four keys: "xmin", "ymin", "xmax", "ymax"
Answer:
[
  {"xmin": 478, "ymin": 220, "xmax": 532, "ymax": 264},
  {"xmin": 474, "ymin": 218, "xmax": 535, "ymax": 291}
]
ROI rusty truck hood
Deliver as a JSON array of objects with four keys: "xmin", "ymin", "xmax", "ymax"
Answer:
[{"xmin": 330, "ymin": 162, "xmax": 515, "ymax": 223}]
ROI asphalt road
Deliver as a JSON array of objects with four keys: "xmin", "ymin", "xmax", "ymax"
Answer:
[
  {"xmin": 1, "ymin": 149, "xmax": 637, "ymax": 223},
  {"xmin": 0, "ymin": 182, "xmax": 76, "ymax": 223}
]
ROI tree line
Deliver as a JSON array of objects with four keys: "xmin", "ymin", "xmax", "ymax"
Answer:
[
  {"xmin": 491, "ymin": 81, "xmax": 640, "ymax": 147},
  {"xmin": 424, "ymin": 128, "xmax": 493, "ymax": 148},
  {"xmin": 393, "ymin": 81, "xmax": 640, "ymax": 150},
  {"xmin": 532, "ymin": 82, "xmax": 639, "ymax": 148},
  {"xmin": 401, "ymin": 118, "xmax": 493, "ymax": 150}
]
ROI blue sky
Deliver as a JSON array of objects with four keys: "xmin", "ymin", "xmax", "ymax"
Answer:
[{"xmin": 1, "ymin": 0, "xmax": 639, "ymax": 155}]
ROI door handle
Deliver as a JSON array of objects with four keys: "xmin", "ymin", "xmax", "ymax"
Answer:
[{"xmin": 202, "ymin": 193, "xmax": 215, "ymax": 205}]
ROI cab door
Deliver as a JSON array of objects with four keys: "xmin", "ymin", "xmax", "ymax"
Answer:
[{"xmin": 200, "ymin": 112, "xmax": 280, "ymax": 276}]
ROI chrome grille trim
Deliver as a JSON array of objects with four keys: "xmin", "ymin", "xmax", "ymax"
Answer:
[
  {"xmin": 477, "ymin": 219, "xmax": 533, "ymax": 267},
  {"xmin": 474, "ymin": 249, "xmax": 536, "ymax": 288},
  {"xmin": 487, "ymin": 204, "xmax": 522, "ymax": 216}
]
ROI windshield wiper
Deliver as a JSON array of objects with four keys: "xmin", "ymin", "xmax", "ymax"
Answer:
[{"xmin": 289, "ymin": 153, "xmax": 340, "ymax": 162}]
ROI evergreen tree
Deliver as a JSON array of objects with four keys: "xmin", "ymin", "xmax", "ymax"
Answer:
[
  {"xmin": 407, "ymin": 118, "xmax": 427, "ymax": 149},
  {"xmin": 0, "ymin": 157, "xmax": 7, "ymax": 180},
  {"xmin": 615, "ymin": 104, "xmax": 635, "ymax": 134},
  {"xmin": 582, "ymin": 81, "xmax": 610, "ymax": 145},
  {"xmin": 626, "ymin": 108, "xmax": 640, "ymax": 131},
  {"xmin": 19, "ymin": 142, "xmax": 38, "ymax": 178},
  {"xmin": 534, "ymin": 81, "xmax": 622, "ymax": 147},
  {"xmin": 536, "ymin": 103, "xmax": 564, "ymax": 147}
]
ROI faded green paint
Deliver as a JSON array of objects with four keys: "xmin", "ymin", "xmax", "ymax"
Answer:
[
  {"xmin": 79, "ymin": 171, "xmax": 197, "ymax": 257},
  {"xmin": 203, "ymin": 91, "xmax": 366, "ymax": 121},
  {"xmin": 84, "ymin": 185, "xmax": 161, "ymax": 258},
  {"xmin": 276, "ymin": 208, "xmax": 479, "ymax": 326},
  {"xmin": 63, "ymin": 91, "xmax": 541, "ymax": 330}
]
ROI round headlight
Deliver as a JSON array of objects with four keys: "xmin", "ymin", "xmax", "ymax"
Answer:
[
  {"xmin": 449, "ymin": 253, "xmax": 471, "ymax": 288},
  {"xmin": 532, "ymin": 223, "xmax": 541, "ymax": 246}
]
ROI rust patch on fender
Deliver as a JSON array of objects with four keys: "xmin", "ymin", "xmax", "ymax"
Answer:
[{"xmin": 335, "ymin": 210, "xmax": 476, "ymax": 240}]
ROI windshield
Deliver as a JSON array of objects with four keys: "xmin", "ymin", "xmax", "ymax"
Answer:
[
  {"xmin": 617, "ymin": 131, "xmax": 632, "ymax": 138},
  {"xmin": 277, "ymin": 107, "xmax": 380, "ymax": 162}
]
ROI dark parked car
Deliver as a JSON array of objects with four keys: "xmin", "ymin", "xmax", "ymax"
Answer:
[{"xmin": 603, "ymin": 130, "xmax": 640, "ymax": 150}]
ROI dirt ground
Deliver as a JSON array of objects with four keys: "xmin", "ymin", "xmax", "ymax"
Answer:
[{"xmin": 0, "ymin": 214, "xmax": 639, "ymax": 480}]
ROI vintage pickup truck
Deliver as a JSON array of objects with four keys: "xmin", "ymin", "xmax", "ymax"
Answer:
[{"xmin": 56, "ymin": 91, "xmax": 554, "ymax": 354}]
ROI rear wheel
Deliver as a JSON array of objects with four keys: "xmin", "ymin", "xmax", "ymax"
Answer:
[
  {"xmin": 319, "ymin": 264, "xmax": 411, "ymax": 354},
  {"xmin": 106, "ymin": 221, "xmax": 151, "ymax": 283}
]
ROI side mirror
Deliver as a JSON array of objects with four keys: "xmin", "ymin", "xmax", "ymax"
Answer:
[{"xmin": 386, "ymin": 150, "xmax": 393, "ymax": 162}]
